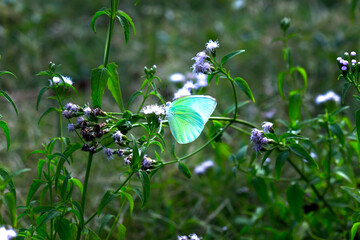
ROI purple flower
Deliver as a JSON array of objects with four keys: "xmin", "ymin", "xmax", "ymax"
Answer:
[
  {"xmin": 194, "ymin": 160, "xmax": 214, "ymax": 175},
  {"xmin": 341, "ymin": 66, "xmax": 347, "ymax": 71},
  {"xmin": 116, "ymin": 149, "xmax": 124, "ymax": 157},
  {"xmin": 67, "ymin": 123, "xmax": 75, "ymax": 132},
  {"xmin": 351, "ymin": 51, "xmax": 357, "ymax": 57},
  {"xmin": 104, "ymin": 148, "xmax": 113, "ymax": 160},
  {"xmin": 262, "ymin": 122, "xmax": 274, "ymax": 133},
  {"xmin": 124, "ymin": 154, "xmax": 133, "ymax": 165},
  {"xmin": 66, "ymin": 103, "xmax": 79, "ymax": 112},
  {"xmin": 62, "ymin": 110, "xmax": 72, "ymax": 119},
  {"xmin": 142, "ymin": 155, "xmax": 156, "ymax": 170},
  {"xmin": 191, "ymin": 51, "xmax": 212, "ymax": 74},
  {"xmin": 250, "ymin": 129, "xmax": 269, "ymax": 152},
  {"xmin": 112, "ymin": 131, "xmax": 123, "ymax": 144}
]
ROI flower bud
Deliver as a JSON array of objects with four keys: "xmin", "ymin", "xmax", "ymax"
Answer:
[{"xmin": 280, "ymin": 17, "xmax": 291, "ymax": 32}]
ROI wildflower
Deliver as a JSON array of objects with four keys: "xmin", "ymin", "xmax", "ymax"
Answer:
[
  {"xmin": 173, "ymin": 87, "xmax": 191, "ymax": 100},
  {"xmin": 142, "ymin": 155, "xmax": 156, "ymax": 170},
  {"xmin": 206, "ymin": 40, "xmax": 220, "ymax": 53},
  {"xmin": 262, "ymin": 122, "xmax": 274, "ymax": 133},
  {"xmin": 104, "ymin": 148, "xmax": 113, "ymax": 160},
  {"xmin": 49, "ymin": 75, "xmax": 73, "ymax": 87},
  {"xmin": 183, "ymin": 81, "xmax": 196, "ymax": 90},
  {"xmin": 250, "ymin": 128, "xmax": 269, "ymax": 152},
  {"xmin": 62, "ymin": 110, "xmax": 72, "ymax": 119},
  {"xmin": 315, "ymin": 91, "xmax": 340, "ymax": 104},
  {"xmin": 191, "ymin": 51, "xmax": 212, "ymax": 74},
  {"xmin": 63, "ymin": 76, "xmax": 73, "ymax": 85},
  {"xmin": 194, "ymin": 73, "xmax": 208, "ymax": 88},
  {"xmin": 77, "ymin": 117, "xmax": 86, "ymax": 128},
  {"xmin": 83, "ymin": 106, "xmax": 92, "ymax": 117},
  {"xmin": 351, "ymin": 51, "xmax": 357, "ymax": 57},
  {"xmin": 310, "ymin": 152, "xmax": 316, "ymax": 158},
  {"xmin": 65, "ymin": 102, "xmax": 79, "ymax": 112},
  {"xmin": 194, "ymin": 160, "xmax": 215, "ymax": 175},
  {"xmin": 112, "ymin": 131, "xmax": 123, "ymax": 144},
  {"xmin": 0, "ymin": 226, "xmax": 16, "ymax": 239},
  {"xmin": 124, "ymin": 154, "xmax": 133, "ymax": 165},
  {"xmin": 178, "ymin": 236, "xmax": 188, "ymax": 240},
  {"xmin": 67, "ymin": 123, "xmax": 75, "ymax": 132},
  {"xmin": 344, "ymin": 52, "xmax": 349, "ymax": 56},
  {"xmin": 116, "ymin": 149, "xmax": 124, "ymax": 157},
  {"xmin": 49, "ymin": 76, "xmax": 61, "ymax": 86},
  {"xmin": 142, "ymin": 104, "xmax": 165, "ymax": 116},
  {"xmin": 189, "ymin": 233, "xmax": 201, "ymax": 240},
  {"xmin": 93, "ymin": 108, "xmax": 105, "ymax": 117},
  {"xmin": 352, "ymin": 59, "xmax": 357, "ymax": 64},
  {"xmin": 169, "ymin": 73, "xmax": 186, "ymax": 82}
]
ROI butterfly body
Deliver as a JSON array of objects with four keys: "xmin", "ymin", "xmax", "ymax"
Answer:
[{"xmin": 166, "ymin": 95, "xmax": 217, "ymax": 144}]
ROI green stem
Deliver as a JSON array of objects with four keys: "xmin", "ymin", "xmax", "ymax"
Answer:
[
  {"xmin": 105, "ymin": 201, "xmax": 126, "ymax": 240},
  {"xmin": 76, "ymin": 152, "xmax": 94, "ymax": 239},
  {"xmin": 137, "ymin": 79, "xmax": 152, "ymax": 114},
  {"xmin": 322, "ymin": 124, "xmax": 332, "ymax": 196},
  {"xmin": 287, "ymin": 157, "xmax": 343, "ymax": 225},
  {"xmin": 103, "ymin": 4, "xmax": 116, "ymax": 67},
  {"xmin": 209, "ymin": 117, "xmax": 256, "ymax": 128},
  {"xmin": 48, "ymin": 159, "xmax": 54, "ymax": 240}
]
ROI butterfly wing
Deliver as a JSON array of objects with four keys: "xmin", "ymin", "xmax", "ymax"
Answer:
[{"xmin": 167, "ymin": 95, "xmax": 217, "ymax": 144}]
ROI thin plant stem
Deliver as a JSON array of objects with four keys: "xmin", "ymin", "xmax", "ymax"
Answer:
[
  {"xmin": 322, "ymin": 123, "xmax": 333, "ymax": 197},
  {"xmin": 105, "ymin": 200, "xmax": 126, "ymax": 240},
  {"xmin": 287, "ymin": 157, "xmax": 344, "ymax": 226}
]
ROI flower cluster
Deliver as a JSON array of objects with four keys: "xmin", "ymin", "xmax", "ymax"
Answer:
[
  {"xmin": 173, "ymin": 74, "xmax": 209, "ymax": 100},
  {"xmin": 142, "ymin": 104, "xmax": 165, "ymax": 116},
  {"xmin": 194, "ymin": 160, "xmax": 215, "ymax": 175},
  {"xmin": 205, "ymin": 39, "xmax": 220, "ymax": 53},
  {"xmin": 261, "ymin": 122, "xmax": 274, "ymax": 134},
  {"xmin": 177, "ymin": 233, "xmax": 201, "ymax": 240},
  {"xmin": 49, "ymin": 75, "xmax": 73, "ymax": 87},
  {"xmin": 0, "ymin": 226, "xmax": 16, "ymax": 240},
  {"xmin": 315, "ymin": 91, "xmax": 340, "ymax": 104},
  {"xmin": 250, "ymin": 128, "xmax": 269, "ymax": 152},
  {"xmin": 337, "ymin": 51, "xmax": 360, "ymax": 77},
  {"xmin": 191, "ymin": 51, "xmax": 212, "ymax": 74}
]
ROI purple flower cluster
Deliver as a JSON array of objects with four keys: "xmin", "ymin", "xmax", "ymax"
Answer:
[
  {"xmin": 191, "ymin": 51, "xmax": 212, "ymax": 74},
  {"xmin": 337, "ymin": 51, "xmax": 360, "ymax": 76},
  {"xmin": 250, "ymin": 129, "xmax": 269, "ymax": 152}
]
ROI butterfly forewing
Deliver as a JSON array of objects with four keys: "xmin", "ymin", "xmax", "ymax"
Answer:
[{"xmin": 167, "ymin": 95, "xmax": 217, "ymax": 144}]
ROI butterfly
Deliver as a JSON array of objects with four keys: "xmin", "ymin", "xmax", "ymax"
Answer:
[{"xmin": 166, "ymin": 95, "xmax": 217, "ymax": 144}]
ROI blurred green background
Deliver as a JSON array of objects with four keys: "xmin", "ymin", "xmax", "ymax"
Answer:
[{"xmin": 0, "ymin": 0, "xmax": 359, "ymax": 239}]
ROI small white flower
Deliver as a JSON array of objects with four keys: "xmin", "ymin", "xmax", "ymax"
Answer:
[
  {"xmin": 0, "ymin": 226, "xmax": 16, "ymax": 239},
  {"xmin": 169, "ymin": 73, "xmax": 186, "ymax": 82},
  {"xmin": 315, "ymin": 91, "xmax": 340, "ymax": 104},
  {"xmin": 173, "ymin": 87, "xmax": 191, "ymax": 100},
  {"xmin": 142, "ymin": 104, "xmax": 165, "ymax": 116},
  {"xmin": 183, "ymin": 81, "xmax": 195, "ymax": 90},
  {"xmin": 194, "ymin": 160, "xmax": 215, "ymax": 175},
  {"xmin": 206, "ymin": 40, "xmax": 220, "ymax": 53},
  {"xmin": 262, "ymin": 122, "xmax": 274, "ymax": 133},
  {"xmin": 194, "ymin": 73, "xmax": 208, "ymax": 88},
  {"xmin": 63, "ymin": 76, "xmax": 73, "ymax": 85},
  {"xmin": 178, "ymin": 236, "xmax": 188, "ymax": 240},
  {"xmin": 49, "ymin": 75, "xmax": 73, "ymax": 87},
  {"xmin": 189, "ymin": 233, "xmax": 201, "ymax": 240},
  {"xmin": 49, "ymin": 76, "xmax": 61, "ymax": 86},
  {"xmin": 310, "ymin": 152, "xmax": 316, "ymax": 158}
]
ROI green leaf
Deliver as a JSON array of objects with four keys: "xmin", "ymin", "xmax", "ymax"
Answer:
[
  {"xmin": 335, "ymin": 165, "xmax": 355, "ymax": 185},
  {"xmin": 139, "ymin": 171, "xmax": 150, "ymax": 208},
  {"xmin": 27, "ymin": 180, "xmax": 44, "ymax": 206},
  {"xmin": 70, "ymin": 178, "xmax": 84, "ymax": 197},
  {"xmin": 331, "ymin": 106, "xmax": 349, "ymax": 116},
  {"xmin": 107, "ymin": 62, "xmax": 125, "ymax": 112},
  {"xmin": 90, "ymin": 9, "xmax": 108, "ymax": 33},
  {"xmin": 178, "ymin": 162, "xmax": 192, "ymax": 179},
  {"xmin": 278, "ymin": 71, "xmax": 286, "ymax": 99},
  {"xmin": 233, "ymin": 77, "xmax": 255, "ymax": 102},
  {"xmin": 60, "ymin": 173, "xmax": 71, "ymax": 200},
  {"xmin": 37, "ymin": 209, "xmax": 61, "ymax": 228},
  {"xmin": 38, "ymin": 107, "xmax": 59, "ymax": 125},
  {"xmin": 99, "ymin": 214, "xmax": 114, "ymax": 233},
  {"xmin": 0, "ymin": 168, "xmax": 15, "ymax": 195},
  {"xmin": 220, "ymin": 50, "xmax": 245, "ymax": 66},
  {"xmin": 0, "ymin": 90, "xmax": 18, "ymax": 115},
  {"xmin": 329, "ymin": 123, "xmax": 345, "ymax": 147},
  {"xmin": 351, "ymin": 222, "xmax": 360, "ymax": 240},
  {"xmin": 118, "ymin": 224, "xmax": 127, "ymax": 240},
  {"xmin": 252, "ymin": 177, "xmax": 269, "ymax": 203},
  {"xmin": 121, "ymin": 191, "xmax": 134, "ymax": 217},
  {"xmin": 341, "ymin": 186, "xmax": 360, "ymax": 203},
  {"xmin": 116, "ymin": 14, "xmax": 130, "ymax": 44},
  {"xmin": 87, "ymin": 228, "xmax": 102, "ymax": 240},
  {"xmin": 289, "ymin": 143, "xmax": 318, "ymax": 169},
  {"xmin": 290, "ymin": 67, "xmax": 308, "ymax": 92},
  {"xmin": 126, "ymin": 91, "xmax": 143, "ymax": 109},
  {"xmin": 288, "ymin": 92, "xmax": 302, "ymax": 123},
  {"xmin": 275, "ymin": 151, "xmax": 289, "ymax": 180},
  {"xmin": 342, "ymin": 82, "xmax": 351, "ymax": 104},
  {"xmin": 55, "ymin": 218, "xmax": 71, "ymax": 240},
  {"xmin": 279, "ymin": 132, "xmax": 308, "ymax": 141},
  {"xmin": 286, "ymin": 183, "xmax": 304, "ymax": 222},
  {"xmin": 36, "ymin": 87, "xmax": 50, "ymax": 111},
  {"xmin": 3, "ymin": 192, "xmax": 17, "ymax": 226},
  {"xmin": 91, "ymin": 66, "xmax": 111, "ymax": 108},
  {"xmin": 0, "ymin": 120, "xmax": 10, "ymax": 151},
  {"xmin": 0, "ymin": 70, "xmax": 16, "ymax": 78},
  {"xmin": 97, "ymin": 190, "xmax": 120, "ymax": 216},
  {"xmin": 356, "ymin": 110, "xmax": 360, "ymax": 151}
]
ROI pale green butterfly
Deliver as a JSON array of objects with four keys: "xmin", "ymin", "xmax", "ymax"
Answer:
[{"xmin": 166, "ymin": 95, "xmax": 217, "ymax": 144}]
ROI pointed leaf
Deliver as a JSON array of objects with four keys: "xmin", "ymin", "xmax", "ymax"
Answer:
[
  {"xmin": 97, "ymin": 190, "xmax": 120, "ymax": 216},
  {"xmin": 107, "ymin": 62, "xmax": 124, "ymax": 111},
  {"xmin": 91, "ymin": 66, "xmax": 111, "ymax": 108},
  {"xmin": 252, "ymin": 177, "xmax": 269, "ymax": 203},
  {"xmin": 351, "ymin": 222, "xmax": 360, "ymax": 240},
  {"xmin": 36, "ymin": 87, "xmax": 50, "ymax": 111},
  {"xmin": 178, "ymin": 162, "xmax": 192, "ymax": 179},
  {"xmin": 27, "ymin": 180, "xmax": 44, "ymax": 206},
  {"xmin": 139, "ymin": 171, "xmax": 150, "ymax": 208},
  {"xmin": 0, "ymin": 90, "xmax": 18, "ymax": 115},
  {"xmin": 286, "ymin": 183, "xmax": 304, "ymax": 221},
  {"xmin": 289, "ymin": 143, "xmax": 318, "ymax": 169},
  {"xmin": 38, "ymin": 107, "xmax": 59, "ymax": 125},
  {"xmin": 220, "ymin": 50, "xmax": 245, "ymax": 66},
  {"xmin": 120, "ymin": 191, "xmax": 134, "ymax": 217},
  {"xmin": 275, "ymin": 151, "xmax": 289, "ymax": 180},
  {"xmin": 0, "ymin": 120, "xmax": 10, "ymax": 151},
  {"xmin": 329, "ymin": 123, "xmax": 345, "ymax": 147},
  {"xmin": 90, "ymin": 9, "xmax": 108, "ymax": 33},
  {"xmin": 118, "ymin": 224, "xmax": 127, "ymax": 240},
  {"xmin": 116, "ymin": 15, "xmax": 130, "ymax": 44},
  {"xmin": 341, "ymin": 186, "xmax": 360, "ymax": 203},
  {"xmin": 234, "ymin": 77, "xmax": 255, "ymax": 102}
]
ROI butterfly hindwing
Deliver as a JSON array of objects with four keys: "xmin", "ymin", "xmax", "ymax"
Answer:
[{"xmin": 167, "ymin": 95, "xmax": 217, "ymax": 144}]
